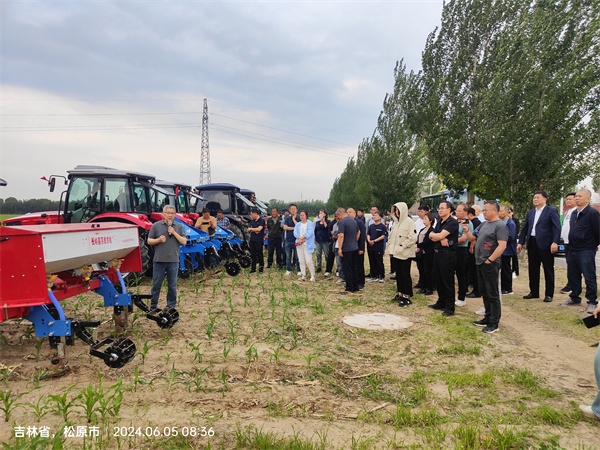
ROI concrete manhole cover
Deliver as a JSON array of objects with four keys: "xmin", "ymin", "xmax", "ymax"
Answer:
[{"xmin": 342, "ymin": 313, "xmax": 414, "ymax": 330}]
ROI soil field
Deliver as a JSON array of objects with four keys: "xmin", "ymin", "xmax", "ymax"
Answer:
[{"xmin": 1, "ymin": 257, "xmax": 599, "ymax": 449}]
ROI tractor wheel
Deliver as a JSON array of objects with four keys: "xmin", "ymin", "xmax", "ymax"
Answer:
[
  {"xmin": 156, "ymin": 307, "xmax": 179, "ymax": 329},
  {"xmin": 103, "ymin": 338, "xmax": 136, "ymax": 369},
  {"xmin": 225, "ymin": 261, "xmax": 241, "ymax": 277},
  {"xmin": 238, "ymin": 254, "xmax": 252, "ymax": 268},
  {"xmin": 123, "ymin": 237, "xmax": 151, "ymax": 286},
  {"xmin": 230, "ymin": 222, "xmax": 250, "ymax": 244},
  {"xmin": 179, "ymin": 256, "xmax": 194, "ymax": 279}
]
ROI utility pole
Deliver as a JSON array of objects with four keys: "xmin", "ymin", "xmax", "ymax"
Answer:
[{"xmin": 199, "ymin": 98, "xmax": 211, "ymax": 185}]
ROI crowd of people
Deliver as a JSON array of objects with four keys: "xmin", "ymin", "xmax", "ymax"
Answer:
[{"xmin": 148, "ymin": 191, "xmax": 600, "ymax": 422}]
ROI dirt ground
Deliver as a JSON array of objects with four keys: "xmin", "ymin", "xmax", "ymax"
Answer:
[{"xmin": 1, "ymin": 256, "xmax": 599, "ymax": 449}]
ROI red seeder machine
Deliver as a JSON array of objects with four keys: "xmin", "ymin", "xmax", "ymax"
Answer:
[{"xmin": 0, "ymin": 222, "xmax": 178, "ymax": 369}]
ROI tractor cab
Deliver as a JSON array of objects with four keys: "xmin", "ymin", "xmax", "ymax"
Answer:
[
  {"xmin": 194, "ymin": 183, "xmax": 251, "ymax": 242},
  {"xmin": 151, "ymin": 180, "xmax": 203, "ymax": 226},
  {"xmin": 241, "ymin": 189, "xmax": 268, "ymax": 216}
]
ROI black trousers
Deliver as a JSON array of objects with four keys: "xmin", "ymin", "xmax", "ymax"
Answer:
[
  {"xmin": 527, "ymin": 236, "xmax": 555, "ymax": 297},
  {"xmin": 456, "ymin": 247, "xmax": 469, "ymax": 300},
  {"xmin": 325, "ymin": 241, "xmax": 336, "ymax": 273},
  {"xmin": 341, "ymin": 250, "xmax": 358, "ymax": 292},
  {"xmin": 416, "ymin": 251, "xmax": 424, "ymax": 287},
  {"xmin": 267, "ymin": 237, "xmax": 284, "ymax": 268},
  {"xmin": 467, "ymin": 251, "xmax": 479, "ymax": 295},
  {"xmin": 368, "ymin": 249, "xmax": 385, "ymax": 279},
  {"xmin": 249, "ymin": 240, "xmax": 264, "ymax": 271},
  {"xmin": 422, "ymin": 251, "xmax": 434, "ymax": 292},
  {"xmin": 356, "ymin": 251, "xmax": 365, "ymax": 287},
  {"xmin": 478, "ymin": 262, "xmax": 501, "ymax": 326},
  {"xmin": 392, "ymin": 257, "xmax": 413, "ymax": 297},
  {"xmin": 501, "ymin": 255, "xmax": 513, "ymax": 292},
  {"xmin": 433, "ymin": 249, "xmax": 456, "ymax": 312}
]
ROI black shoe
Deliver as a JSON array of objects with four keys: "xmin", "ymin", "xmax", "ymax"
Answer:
[
  {"xmin": 442, "ymin": 310, "xmax": 455, "ymax": 317},
  {"xmin": 501, "ymin": 290, "xmax": 514, "ymax": 295},
  {"xmin": 316, "ymin": 268, "xmax": 322, "ymax": 273},
  {"xmin": 466, "ymin": 292, "xmax": 480, "ymax": 298},
  {"xmin": 424, "ymin": 290, "xmax": 434, "ymax": 295},
  {"xmin": 417, "ymin": 289, "xmax": 426, "ymax": 294},
  {"xmin": 482, "ymin": 325, "xmax": 499, "ymax": 334},
  {"xmin": 473, "ymin": 319, "xmax": 488, "ymax": 327},
  {"xmin": 399, "ymin": 297, "xmax": 412, "ymax": 308},
  {"xmin": 259, "ymin": 268, "xmax": 264, "ymax": 274},
  {"xmin": 249, "ymin": 270, "xmax": 256, "ymax": 274},
  {"xmin": 523, "ymin": 293, "xmax": 539, "ymax": 299},
  {"xmin": 392, "ymin": 294, "xmax": 402, "ymax": 303},
  {"xmin": 543, "ymin": 296, "xmax": 553, "ymax": 303},
  {"xmin": 414, "ymin": 283, "xmax": 423, "ymax": 289},
  {"xmin": 358, "ymin": 285, "xmax": 364, "ymax": 290},
  {"xmin": 390, "ymin": 276, "xmax": 397, "ymax": 280},
  {"xmin": 428, "ymin": 304, "xmax": 444, "ymax": 310},
  {"xmin": 559, "ymin": 286, "xmax": 571, "ymax": 294}
]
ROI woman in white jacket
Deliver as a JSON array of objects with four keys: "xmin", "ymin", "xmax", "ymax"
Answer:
[{"xmin": 386, "ymin": 202, "xmax": 417, "ymax": 306}]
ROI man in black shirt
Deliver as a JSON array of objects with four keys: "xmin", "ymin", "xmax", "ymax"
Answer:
[
  {"xmin": 336, "ymin": 208, "xmax": 359, "ymax": 293},
  {"xmin": 266, "ymin": 207, "xmax": 284, "ymax": 269},
  {"xmin": 248, "ymin": 209, "xmax": 265, "ymax": 274},
  {"xmin": 349, "ymin": 208, "xmax": 366, "ymax": 289},
  {"xmin": 466, "ymin": 207, "xmax": 481, "ymax": 299},
  {"xmin": 428, "ymin": 201, "xmax": 459, "ymax": 316}
]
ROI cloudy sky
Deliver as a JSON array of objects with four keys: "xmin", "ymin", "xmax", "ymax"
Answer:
[{"xmin": 1, "ymin": 0, "xmax": 443, "ymax": 203}]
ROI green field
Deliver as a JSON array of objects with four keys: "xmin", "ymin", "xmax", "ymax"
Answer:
[{"xmin": 0, "ymin": 214, "xmax": 18, "ymax": 224}]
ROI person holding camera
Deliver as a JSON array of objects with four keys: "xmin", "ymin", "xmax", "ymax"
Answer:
[
  {"xmin": 147, "ymin": 205, "xmax": 187, "ymax": 312},
  {"xmin": 195, "ymin": 208, "xmax": 217, "ymax": 234}
]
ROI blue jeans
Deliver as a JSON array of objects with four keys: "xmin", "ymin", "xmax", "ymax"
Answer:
[
  {"xmin": 151, "ymin": 261, "xmax": 179, "ymax": 309},
  {"xmin": 284, "ymin": 241, "xmax": 299, "ymax": 272},
  {"xmin": 592, "ymin": 342, "xmax": 600, "ymax": 417},
  {"xmin": 315, "ymin": 241, "xmax": 329, "ymax": 270},
  {"xmin": 567, "ymin": 249, "xmax": 598, "ymax": 305}
]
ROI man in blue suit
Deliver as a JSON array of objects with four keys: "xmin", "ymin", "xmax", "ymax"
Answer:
[{"xmin": 517, "ymin": 191, "xmax": 561, "ymax": 302}]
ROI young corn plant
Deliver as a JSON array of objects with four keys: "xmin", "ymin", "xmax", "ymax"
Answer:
[
  {"xmin": 48, "ymin": 385, "xmax": 80, "ymax": 421},
  {"xmin": 187, "ymin": 366, "xmax": 211, "ymax": 393},
  {"xmin": 1, "ymin": 389, "xmax": 27, "ymax": 422},
  {"xmin": 78, "ymin": 381, "xmax": 102, "ymax": 424},
  {"xmin": 138, "ymin": 340, "xmax": 159, "ymax": 365},
  {"xmin": 222, "ymin": 345, "xmax": 232, "ymax": 362},
  {"xmin": 159, "ymin": 364, "xmax": 186, "ymax": 392},
  {"xmin": 245, "ymin": 345, "xmax": 258, "ymax": 364},
  {"xmin": 28, "ymin": 395, "xmax": 51, "ymax": 422},
  {"xmin": 188, "ymin": 342, "xmax": 203, "ymax": 363}
]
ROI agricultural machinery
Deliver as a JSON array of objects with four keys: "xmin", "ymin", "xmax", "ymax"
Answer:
[
  {"xmin": 3, "ymin": 166, "xmax": 181, "ymax": 281},
  {"xmin": 194, "ymin": 183, "xmax": 253, "ymax": 242},
  {"xmin": 151, "ymin": 180, "xmax": 204, "ymax": 225},
  {"xmin": 0, "ymin": 222, "xmax": 179, "ymax": 369},
  {"xmin": 240, "ymin": 189, "xmax": 268, "ymax": 216}
]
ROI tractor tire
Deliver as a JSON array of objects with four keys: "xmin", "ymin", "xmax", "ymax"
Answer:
[
  {"xmin": 123, "ymin": 236, "xmax": 151, "ymax": 286},
  {"xmin": 230, "ymin": 222, "xmax": 250, "ymax": 244}
]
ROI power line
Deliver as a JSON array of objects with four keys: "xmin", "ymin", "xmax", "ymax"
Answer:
[{"xmin": 210, "ymin": 112, "xmax": 354, "ymax": 146}]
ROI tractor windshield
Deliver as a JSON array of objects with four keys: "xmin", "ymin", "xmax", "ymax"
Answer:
[
  {"xmin": 105, "ymin": 178, "xmax": 134, "ymax": 212},
  {"xmin": 67, "ymin": 177, "xmax": 102, "ymax": 222},
  {"xmin": 196, "ymin": 190, "xmax": 232, "ymax": 214}
]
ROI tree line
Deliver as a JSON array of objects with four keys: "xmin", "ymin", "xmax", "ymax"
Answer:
[
  {"xmin": 328, "ymin": 0, "xmax": 600, "ymax": 216},
  {"xmin": 267, "ymin": 199, "xmax": 327, "ymax": 217},
  {"xmin": 0, "ymin": 197, "xmax": 60, "ymax": 215}
]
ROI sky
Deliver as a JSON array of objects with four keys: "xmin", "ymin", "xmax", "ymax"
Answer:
[{"xmin": 1, "ymin": 0, "xmax": 444, "ymax": 203}]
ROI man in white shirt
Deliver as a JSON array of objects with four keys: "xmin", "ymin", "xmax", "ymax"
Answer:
[{"xmin": 559, "ymin": 193, "xmax": 577, "ymax": 296}]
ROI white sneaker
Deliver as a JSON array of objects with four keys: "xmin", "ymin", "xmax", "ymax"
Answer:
[
  {"xmin": 367, "ymin": 277, "xmax": 377, "ymax": 282},
  {"xmin": 301, "ymin": 276, "xmax": 306, "ymax": 281},
  {"xmin": 512, "ymin": 273, "xmax": 518, "ymax": 279},
  {"xmin": 297, "ymin": 271, "xmax": 302, "ymax": 276},
  {"xmin": 336, "ymin": 278, "xmax": 344, "ymax": 284},
  {"xmin": 310, "ymin": 277, "xmax": 315, "ymax": 282},
  {"xmin": 475, "ymin": 306, "xmax": 486, "ymax": 315},
  {"xmin": 285, "ymin": 271, "xmax": 291, "ymax": 276},
  {"xmin": 378, "ymin": 279, "xmax": 385, "ymax": 283},
  {"xmin": 579, "ymin": 405, "xmax": 599, "ymax": 420},
  {"xmin": 324, "ymin": 272, "xmax": 331, "ymax": 277},
  {"xmin": 455, "ymin": 300, "xmax": 466, "ymax": 307}
]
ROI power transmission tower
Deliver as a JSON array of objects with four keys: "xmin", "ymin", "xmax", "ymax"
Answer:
[{"xmin": 199, "ymin": 98, "xmax": 211, "ymax": 185}]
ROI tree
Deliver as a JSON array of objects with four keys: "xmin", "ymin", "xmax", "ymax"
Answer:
[
  {"xmin": 327, "ymin": 61, "xmax": 429, "ymax": 212},
  {"xmin": 409, "ymin": 0, "xmax": 600, "ymax": 214}
]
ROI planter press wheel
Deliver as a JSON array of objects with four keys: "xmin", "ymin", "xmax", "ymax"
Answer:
[
  {"xmin": 238, "ymin": 254, "xmax": 252, "ymax": 268},
  {"xmin": 156, "ymin": 307, "xmax": 179, "ymax": 329},
  {"xmin": 179, "ymin": 256, "xmax": 194, "ymax": 279},
  {"xmin": 103, "ymin": 338, "xmax": 136, "ymax": 369},
  {"xmin": 224, "ymin": 261, "xmax": 241, "ymax": 277}
]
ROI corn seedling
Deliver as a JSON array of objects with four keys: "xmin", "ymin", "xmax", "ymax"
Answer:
[
  {"xmin": 139, "ymin": 340, "xmax": 159, "ymax": 365},
  {"xmin": 226, "ymin": 317, "xmax": 239, "ymax": 345},
  {"xmin": 188, "ymin": 366, "xmax": 210, "ymax": 393},
  {"xmin": 269, "ymin": 344, "xmax": 282, "ymax": 364},
  {"xmin": 78, "ymin": 381, "xmax": 102, "ymax": 423},
  {"xmin": 19, "ymin": 325, "xmax": 36, "ymax": 342},
  {"xmin": 1, "ymin": 389, "xmax": 27, "ymax": 422},
  {"xmin": 160, "ymin": 364, "xmax": 186, "ymax": 392},
  {"xmin": 130, "ymin": 366, "xmax": 152, "ymax": 392},
  {"xmin": 222, "ymin": 344, "xmax": 232, "ymax": 362},
  {"xmin": 246, "ymin": 344, "xmax": 258, "ymax": 364},
  {"xmin": 188, "ymin": 342, "xmax": 204, "ymax": 363},
  {"xmin": 49, "ymin": 385, "xmax": 80, "ymax": 421},
  {"xmin": 218, "ymin": 370, "xmax": 228, "ymax": 398},
  {"xmin": 28, "ymin": 395, "xmax": 51, "ymax": 422}
]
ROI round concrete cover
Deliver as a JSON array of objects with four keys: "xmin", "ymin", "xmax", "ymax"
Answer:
[{"xmin": 342, "ymin": 313, "xmax": 413, "ymax": 330}]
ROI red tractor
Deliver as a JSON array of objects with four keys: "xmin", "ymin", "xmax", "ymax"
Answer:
[{"xmin": 4, "ymin": 165, "xmax": 174, "ymax": 281}]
